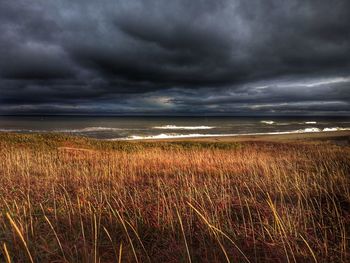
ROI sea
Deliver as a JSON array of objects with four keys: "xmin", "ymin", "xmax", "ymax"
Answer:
[{"xmin": 0, "ymin": 116, "xmax": 349, "ymax": 140}]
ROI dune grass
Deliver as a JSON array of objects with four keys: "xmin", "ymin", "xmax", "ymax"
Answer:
[{"xmin": 0, "ymin": 133, "xmax": 349, "ymax": 262}]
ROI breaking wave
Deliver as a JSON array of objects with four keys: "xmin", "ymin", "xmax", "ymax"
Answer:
[
  {"xmin": 115, "ymin": 127, "xmax": 350, "ymax": 140},
  {"xmin": 1, "ymin": 126, "xmax": 349, "ymax": 140},
  {"xmin": 260, "ymin": 120, "xmax": 275, "ymax": 125},
  {"xmin": 153, "ymin": 125, "xmax": 215, "ymax": 130},
  {"xmin": 323, "ymin": 127, "xmax": 350, "ymax": 132},
  {"xmin": 59, "ymin": 127, "xmax": 124, "ymax": 132}
]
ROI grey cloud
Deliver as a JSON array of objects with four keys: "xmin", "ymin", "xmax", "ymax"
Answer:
[{"xmin": 0, "ymin": 0, "xmax": 349, "ymax": 115}]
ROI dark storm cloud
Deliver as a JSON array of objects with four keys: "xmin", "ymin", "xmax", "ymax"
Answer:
[{"xmin": 0, "ymin": 0, "xmax": 349, "ymax": 114}]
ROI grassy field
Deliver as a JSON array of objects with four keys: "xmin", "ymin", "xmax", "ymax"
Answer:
[{"xmin": 0, "ymin": 133, "xmax": 349, "ymax": 262}]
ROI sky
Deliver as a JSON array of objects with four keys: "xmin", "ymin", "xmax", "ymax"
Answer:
[{"xmin": 0, "ymin": 0, "xmax": 349, "ymax": 115}]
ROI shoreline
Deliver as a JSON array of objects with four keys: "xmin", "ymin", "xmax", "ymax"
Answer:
[
  {"xmin": 120, "ymin": 130, "xmax": 350, "ymax": 143},
  {"xmin": 117, "ymin": 130, "xmax": 350, "ymax": 141},
  {"xmin": 1, "ymin": 130, "xmax": 350, "ymax": 144}
]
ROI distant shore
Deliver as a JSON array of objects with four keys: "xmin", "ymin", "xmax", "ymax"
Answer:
[
  {"xmin": 131, "ymin": 130, "xmax": 350, "ymax": 144},
  {"xmin": 1, "ymin": 129, "xmax": 350, "ymax": 144}
]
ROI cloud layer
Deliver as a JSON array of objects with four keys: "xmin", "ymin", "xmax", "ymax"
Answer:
[{"xmin": 1, "ymin": 0, "xmax": 349, "ymax": 115}]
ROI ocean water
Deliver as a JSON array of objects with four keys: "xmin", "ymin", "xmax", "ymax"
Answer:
[{"xmin": 0, "ymin": 116, "xmax": 349, "ymax": 140}]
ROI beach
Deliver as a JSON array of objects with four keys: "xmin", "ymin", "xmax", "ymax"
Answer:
[{"xmin": 139, "ymin": 130, "xmax": 350, "ymax": 143}]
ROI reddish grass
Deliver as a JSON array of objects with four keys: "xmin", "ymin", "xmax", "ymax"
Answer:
[{"xmin": 0, "ymin": 134, "xmax": 349, "ymax": 262}]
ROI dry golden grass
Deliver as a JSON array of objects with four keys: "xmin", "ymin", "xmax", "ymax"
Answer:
[{"xmin": 0, "ymin": 133, "xmax": 349, "ymax": 262}]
